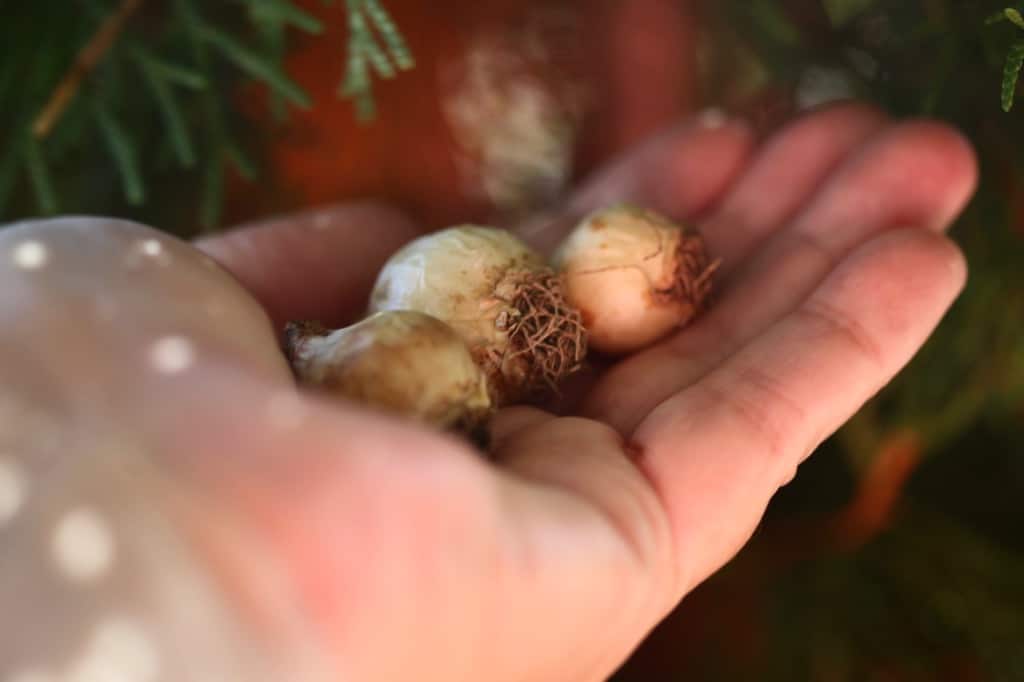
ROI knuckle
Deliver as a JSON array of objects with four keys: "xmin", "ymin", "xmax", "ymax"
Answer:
[
  {"xmin": 801, "ymin": 298, "xmax": 885, "ymax": 369},
  {"xmin": 704, "ymin": 367, "xmax": 799, "ymax": 461},
  {"xmin": 789, "ymin": 228, "xmax": 837, "ymax": 270}
]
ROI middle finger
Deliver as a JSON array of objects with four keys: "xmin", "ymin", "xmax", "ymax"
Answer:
[{"xmin": 585, "ymin": 119, "xmax": 977, "ymax": 434}]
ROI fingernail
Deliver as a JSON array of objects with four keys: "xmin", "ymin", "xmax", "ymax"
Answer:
[{"xmin": 697, "ymin": 107, "xmax": 730, "ymax": 130}]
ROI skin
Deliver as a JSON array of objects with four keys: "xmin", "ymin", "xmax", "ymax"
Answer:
[
  {"xmin": 2, "ymin": 103, "xmax": 976, "ymax": 680},
  {"xmin": 189, "ymin": 103, "xmax": 976, "ymax": 680}
]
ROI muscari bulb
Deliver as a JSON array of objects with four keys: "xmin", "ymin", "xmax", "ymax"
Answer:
[
  {"xmin": 553, "ymin": 205, "xmax": 719, "ymax": 355},
  {"xmin": 369, "ymin": 226, "xmax": 586, "ymax": 405},
  {"xmin": 284, "ymin": 311, "xmax": 492, "ymax": 433}
]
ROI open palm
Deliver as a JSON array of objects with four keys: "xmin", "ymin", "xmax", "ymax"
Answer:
[{"xmin": 180, "ymin": 103, "xmax": 976, "ymax": 681}]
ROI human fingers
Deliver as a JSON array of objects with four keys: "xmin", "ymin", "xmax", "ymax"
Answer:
[
  {"xmin": 0, "ymin": 214, "xmax": 508, "ymax": 679},
  {"xmin": 196, "ymin": 203, "xmax": 421, "ymax": 329},
  {"xmin": 629, "ymin": 229, "xmax": 966, "ymax": 597},
  {"xmin": 585, "ymin": 120, "xmax": 977, "ymax": 433},
  {"xmin": 488, "ymin": 413, "xmax": 676, "ymax": 680},
  {"xmin": 700, "ymin": 102, "xmax": 889, "ymax": 274},
  {"xmin": 515, "ymin": 105, "xmax": 875, "ymax": 416},
  {"xmin": 516, "ymin": 112, "xmax": 755, "ymax": 255},
  {"xmin": 166, "ymin": 364, "xmax": 659, "ymax": 681},
  {"xmin": 520, "ymin": 103, "xmax": 882, "ymax": 265},
  {"xmin": 474, "ymin": 235, "xmax": 963, "ymax": 680}
]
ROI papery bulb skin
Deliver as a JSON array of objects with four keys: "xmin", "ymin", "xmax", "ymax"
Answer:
[
  {"xmin": 285, "ymin": 311, "xmax": 493, "ymax": 433},
  {"xmin": 553, "ymin": 205, "xmax": 718, "ymax": 355},
  {"xmin": 370, "ymin": 226, "xmax": 586, "ymax": 404}
]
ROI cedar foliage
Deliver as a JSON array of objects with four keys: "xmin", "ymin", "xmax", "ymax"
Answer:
[
  {"xmin": 2, "ymin": 1, "xmax": 1022, "ymax": 678},
  {"xmin": 0, "ymin": 0, "xmax": 411, "ymax": 229},
  {"xmin": 617, "ymin": 2, "xmax": 1024, "ymax": 679}
]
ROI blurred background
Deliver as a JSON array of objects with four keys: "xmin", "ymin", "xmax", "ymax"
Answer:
[{"xmin": 2, "ymin": 1, "xmax": 1023, "ymax": 680}]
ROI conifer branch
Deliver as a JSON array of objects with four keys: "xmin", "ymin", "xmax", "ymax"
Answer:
[
  {"xmin": 2, "ymin": 0, "xmax": 412, "ymax": 223},
  {"xmin": 339, "ymin": 0, "xmax": 415, "ymax": 122},
  {"xmin": 32, "ymin": 0, "xmax": 146, "ymax": 139}
]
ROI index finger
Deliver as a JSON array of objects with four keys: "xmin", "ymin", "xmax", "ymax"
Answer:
[
  {"xmin": 630, "ymin": 229, "xmax": 966, "ymax": 595},
  {"xmin": 196, "ymin": 203, "xmax": 421, "ymax": 329},
  {"xmin": 515, "ymin": 113, "xmax": 755, "ymax": 255}
]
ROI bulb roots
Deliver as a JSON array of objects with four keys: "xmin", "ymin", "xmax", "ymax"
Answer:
[
  {"xmin": 656, "ymin": 230, "xmax": 720, "ymax": 312},
  {"xmin": 495, "ymin": 269, "xmax": 588, "ymax": 398}
]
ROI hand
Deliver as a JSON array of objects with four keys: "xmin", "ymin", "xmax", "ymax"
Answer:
[{"xmin": 0, "ymin": 103, "xmax": 975, "ymax": 681}]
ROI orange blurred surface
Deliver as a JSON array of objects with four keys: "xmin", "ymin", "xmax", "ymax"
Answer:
[{"xmin": 227, "ymin": 0, "xmax": 699, "ymax": 230}]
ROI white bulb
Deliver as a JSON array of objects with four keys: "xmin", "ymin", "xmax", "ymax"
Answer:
[
  {"xmin": 368, "ymin": 226, "xmax": 585, "ymax": 403},
  {"xmin": 553, "ymin": 205, "xmax": 717, "ymax": 355},
  {"xmin": 287, "ymin": 312, "xmax": 492, "ymax": 429},
  {"xmin": 370, "ymin": 226, "xmax": 544, "ymax": 352}
]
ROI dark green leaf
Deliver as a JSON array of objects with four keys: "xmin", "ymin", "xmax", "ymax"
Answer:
[
  {"xmin": 93, "ymin": 101, "xmax": 145, "ymax": 205},
  {"xmin": 200, "ymin": 150, "xmax": 224, "ymax": 229},
  {"xmin": 196, "ymin": 24, "xmax": 311, "ymax": 107},
  {"xmin": 360, "ymin": 36, "xmax": 397, "ymax": 79},
  {"xmin": 352, "ymin": 91, "xmax": 376, "ymax": 122},
  {"xmin": 1006, "ymin": 8, "xmax": 1024, "ymax": 30},
  {"xmin": 822, "ymin": 0, "xmax": 877, "ymax": 28},
  {"xmin": 246, "ymin": 0, "xmax": 324, "ymax": 34},
  {"xmin": 986, "ymin": 9, "xmax": 1009, "ymax": 25},
  {"xmin": 136, "ymin": 56, "xmax": 197, "ymax": 167},
  {"xmin": 225, "ymin": 142, "xmax": 258, "ymax": 181},
  {"xmin": 254, "ymin": 12, "xmax": 290, "ymax": 122},
  {"xmin": 143, "ymin": 57, "xmax": 208, "ymax": 90},
  {"xmin": 340, "ymin": 40, "xmax": 369, "ymax": 97},
  {"xmin": 0, "ymin": 135, "xmax": 24, "ymax": 216},
  {"xmin": 347, "ymin": 1, "xmax": 394, "ymax": 78},
  {"xmin": 747, "ymin": 0, "xmax": 800, "ymax": 48},
  {"xmin": 23, "ymin": 136, "xmax": 57, "ymax": 215},
  {"xmin": 1001, "ymin": 41, "xmax": 1024, "ymax": 111},
  {"xmin": 364, "ymin": 0, "xmax": 414, "ymax": 70}
]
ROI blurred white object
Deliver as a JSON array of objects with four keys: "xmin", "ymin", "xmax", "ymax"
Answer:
[
  {"xmin": 443, "ymin": 7, "xmax": 589, "ymax": 213},
  {"xmin": 0, "ymin": 219, "xmax": 329, "ymax": 681},
  {"xmin": 0, "ymin": 426, "xmax": 291, "ymax": 681},
  {"xmin": 796, "ymin": 65, "xmax": 857, "ymax": 110}
]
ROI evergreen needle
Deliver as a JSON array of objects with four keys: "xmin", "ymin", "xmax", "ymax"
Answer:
[
  {"xmin": 200, "ymin": 150, "xmax": 225, "ymax": 229},
  {"xmin": 93, "ymin": 101, "xmax": 145, "ymax": 205},
  {"xmin": 1001, "ymin": 41, "xmax": 1024, "ymax": 111},
  {"xmin": 226, "ymin": 143, "xmax": 258, "ymax": 181},
  {"xmin": 0, "ymin": 136, "xmax": 24, "ymax": 216},
  {"xmin": 23, "ymin": 136, "xmax": 57, "ymax": 215},
  {"xmin": 1006, "ymin": 8, "xmax": 1024, "ymax": 30},
  {"xmin": 196, "ymin": 24, "xmax": 311, "ymax": 108},
  {"xmin": 140, "ymin": 55, "xmax": 208, "ymax": 90},
  {"xmin": 246, "ymin": 0, "xmax": 325, "ymax": 34},
  {"xmin": 364, "ymin": 0, "xmax": 414, "ymax": 70},
  {"xmin": 32, "ymin": 0, "xmax": 146, "ymax": 139},
  {"xmin": 136, "ymin": 55, "xmax": 197, "ymax": 167}
]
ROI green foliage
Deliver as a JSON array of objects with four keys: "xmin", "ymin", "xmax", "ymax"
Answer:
[
  {"xmin": 0, "ymin": 0, "xmax": 411, "ymax": 230},
  {"xmin": 1001, "ymin": 42, "xmax": 1024, "ymax": 112},
  {"xmin": 340, "ymin": 0, "xmax": 416, "ymax": 121},
  {"xmin": 768, "ymin": 508, "xmax": 1024, "ymax": 680},
  {"xmin": 707, "ymin": 0, "xmax": 1024, "ymax": 478},
  {"xmin": 692, "ymin": 2, "xmax": 1024, "ymax": 677},
  {"xmin": 821, "ymin": 0, "xmax": 875, "ymax": 28},
  {"xmin": 988, "ymin": 7, "xmax": 1024, "ymax": 110}
]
